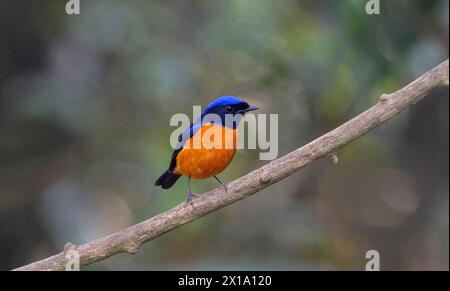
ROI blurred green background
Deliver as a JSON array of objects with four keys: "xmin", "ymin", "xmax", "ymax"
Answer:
[{"xmin": 0, "ymin": 0, "xmax": 448, "ymax": 270}]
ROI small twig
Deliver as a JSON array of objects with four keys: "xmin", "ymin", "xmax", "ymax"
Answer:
[{"xmin": 328, "ymin": 152, "xmax": 339, "ymax": 164}]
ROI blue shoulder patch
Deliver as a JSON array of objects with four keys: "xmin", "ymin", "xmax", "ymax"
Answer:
[{"xmin": 176, "ymin": 122, "xmax": 203, "ymax": 150}]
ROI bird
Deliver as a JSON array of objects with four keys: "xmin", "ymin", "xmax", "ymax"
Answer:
[{"xmin": 155, "ymin": 96, "xmax": 258, "ymax": 203}]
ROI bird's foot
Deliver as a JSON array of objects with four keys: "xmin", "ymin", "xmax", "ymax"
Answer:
[
  {"xmin": 220, "ymin": 182, "xmax": 228, "ymax": 192},
  {"xmin": 214, "ymin": 176, "xmax": 228, "ymax": 192},
  {"xmin": 186, "ymin": 191, "xmax": 200, "ymax": 205}
]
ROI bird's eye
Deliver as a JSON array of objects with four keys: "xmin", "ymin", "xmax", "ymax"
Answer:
[{"xmin": 226, "ymin": 106, "xmax": 232, "ymax": 112}]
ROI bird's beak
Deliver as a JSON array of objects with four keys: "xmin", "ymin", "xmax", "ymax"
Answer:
[{"xmin": 240, "ymin": 105, "xmax": 259, "ymax": 114}]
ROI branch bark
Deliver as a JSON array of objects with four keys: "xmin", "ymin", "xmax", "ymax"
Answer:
[{"xmin": 14, "ymin": 59, "xmax": 449, "ymax": 271}]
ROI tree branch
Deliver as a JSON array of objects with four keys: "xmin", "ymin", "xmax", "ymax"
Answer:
[{"xmin": 14, "ymin": 59, "xmax": 449, "ymax": 271}]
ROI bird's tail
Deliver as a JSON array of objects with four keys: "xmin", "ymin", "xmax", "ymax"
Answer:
[{"xmin": 155, "ymin": 169, "xmax": 181, "ymax": 189}]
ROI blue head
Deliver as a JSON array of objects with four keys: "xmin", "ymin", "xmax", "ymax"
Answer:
[{"xmin": 201, "ymin": 96, "xmax": 258, "ymax": 128}]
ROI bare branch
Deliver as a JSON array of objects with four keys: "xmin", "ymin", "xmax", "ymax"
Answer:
[{"xmin": 14, "ymin": 59, "xmax": 449, "ymax": 271}]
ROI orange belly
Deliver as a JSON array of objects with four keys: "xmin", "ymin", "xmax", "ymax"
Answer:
[{"xmin": 174, "ymin": 124, "xmax": 237, "ymax": 179}]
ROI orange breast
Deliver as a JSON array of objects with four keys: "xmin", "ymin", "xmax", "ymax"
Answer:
[{"xmin": 174, "ymin": 124, "xmax": 237, "ymax": 179}]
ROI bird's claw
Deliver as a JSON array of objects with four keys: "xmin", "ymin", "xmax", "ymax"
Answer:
[
  {"xmin": 186, "ymin": 192, "xmax": 200, "ymax": 205},
  {"xmin": 221, "ymin": 183, "xmax": 228, "ymax": 192},
  {"xmin": 214, "ymin": 176, "xmax": 228, "ymax": 192}
]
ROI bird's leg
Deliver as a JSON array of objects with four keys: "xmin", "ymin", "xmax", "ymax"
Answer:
[
  {"xmin": 214, "ymin": 175, "xmax": 228, "ymax": 192},
  {"xmin": 186, "ymin": 176, "xmax": 194, "ymax": 204}
]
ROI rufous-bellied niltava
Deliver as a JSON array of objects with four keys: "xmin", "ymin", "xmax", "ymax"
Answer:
[{"xmin": 155, "ymin": 96, "xmax": 258, "ymax": 203}]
